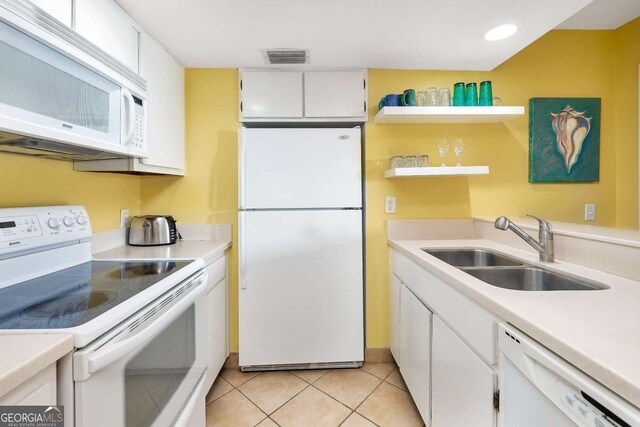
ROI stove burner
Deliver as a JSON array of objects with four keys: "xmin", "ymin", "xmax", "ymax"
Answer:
[
  {"xmin": 107, "ymin": 262, "xmax": 177, "ymax": 280},
  {"xmin": 21, "ymin": 290, "xmax": 118, "ymax": 319}
]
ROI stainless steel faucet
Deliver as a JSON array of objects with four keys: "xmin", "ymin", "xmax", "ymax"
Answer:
[{"xmin": 494, "ymin": 215, "xmax": 554, "ymax": 262}]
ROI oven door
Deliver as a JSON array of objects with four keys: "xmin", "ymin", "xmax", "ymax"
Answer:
[{"xmin": 73, "ymin": 272, "xmax": 207, "ymax": 427}]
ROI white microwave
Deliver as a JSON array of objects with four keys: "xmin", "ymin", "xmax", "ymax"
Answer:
[{"xmin": 0, "ymin": 18, "xmax": 146, "ymax": 161}]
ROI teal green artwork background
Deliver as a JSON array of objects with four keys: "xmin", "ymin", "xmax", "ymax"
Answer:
[{"xmin": 529, "ymin": 97, "xmax": 601, "ymax": 183}]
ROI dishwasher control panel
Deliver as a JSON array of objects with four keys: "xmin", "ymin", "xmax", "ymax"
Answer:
[{"xmin": 558, "ymin": 381, "xmax": 625, "ymax": 427}]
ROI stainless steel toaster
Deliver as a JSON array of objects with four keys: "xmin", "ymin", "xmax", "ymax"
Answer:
[{"xmin": 128, "ymin": 215, "xmax": 178, "ymax": 246}]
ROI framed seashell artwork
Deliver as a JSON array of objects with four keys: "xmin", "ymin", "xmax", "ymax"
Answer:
[{"xmin": 529, "ymin": 97, "xmax": 601, "ymax": 183}]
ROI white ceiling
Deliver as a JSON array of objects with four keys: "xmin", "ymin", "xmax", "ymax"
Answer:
[
  {"xmin": 116, "ymin": 0, "xmax": 595, "ymax": 70},
  {"xmin": 557, "ymin": 0, "xmax": 640, "ymax": 29}
]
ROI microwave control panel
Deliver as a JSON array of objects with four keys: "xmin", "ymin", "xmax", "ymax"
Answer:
[
  {"xmin": 0, "ymin": 206, "xmax": 91, "ymax": 255},
  {"xmin": 131, "ymin": 95, "xmax": 145, "ymax": 150}
]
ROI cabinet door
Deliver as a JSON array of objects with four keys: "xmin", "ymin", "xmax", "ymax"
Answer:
[
  {"xmin": 432, "ymin": 315, "xmax": 496, "ymax": 427},
  {"xmin": 0, "ymin": 364, "xmax": 56, "ymax": 405},
  {"xmin": 399, "ymin": 284, "xmax": 431, "ymax": 424},
  {"xmin": 304, "ymin": 71, "xmax": 366, "ymax": 118},
  {"xmin": 389, "ymin": 273, "xmax": 401, "ymax": 362},
  {"xmin": 75, "ymin": 0, "xmax": 140, "ymax": 73},
  {"xmin": 205, "ymin": 280, "xmax": 227, "ymax": 389},
  {"xmin": 240, "ymin": 71, "xmax": 303, "ymax": 118},
  {"xmin": 138, "ymin": 31, "xmax": 185, "ymax": 172},
  {"xmin": 30, "ymin": 0, "xmax": 72, "ymax": 26}
]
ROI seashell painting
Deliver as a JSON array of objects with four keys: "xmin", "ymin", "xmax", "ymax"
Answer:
[
  {"xmin": 529, "ymin": 98, "xmax": 600, "ymax": 183},
  {"xmin": 550, "ymin": 106, "xmax": 592, "ymax": 173}
]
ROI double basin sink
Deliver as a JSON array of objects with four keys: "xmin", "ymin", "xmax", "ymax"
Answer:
[{"xmin": 422, "ymin": 248, "xmax": 608, "ymax": 291}]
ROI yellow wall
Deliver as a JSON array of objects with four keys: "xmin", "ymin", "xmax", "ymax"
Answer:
[
  {"xmin": 140, "ymin": 69, "xmax": 241, "ymax": 349},
  {"xmin": 0, "ymin": 155, "xmax": 141, "ymax": 231},
  {"xmin": 614, "ymin": 18, "xmax": 640, "ymax": 228}
]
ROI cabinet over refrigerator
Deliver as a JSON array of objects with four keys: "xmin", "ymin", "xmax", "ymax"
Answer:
[{"xmin": 238, "ymin": 127, "xmax": 364, "ymax": 370}]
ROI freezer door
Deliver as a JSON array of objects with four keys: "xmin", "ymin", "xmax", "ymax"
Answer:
[
  {"xmin": 239, "ymin": 128, "xmax": 362, "ymax": 209},
  {"xmin": 239, "ymin": 210, "xmax": 364, "ymax": 367}
]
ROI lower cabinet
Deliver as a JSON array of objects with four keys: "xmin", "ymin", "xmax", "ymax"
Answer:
[
  {"xmin": 390, "ymin": 249, "xmax": 498, "ymax": 427},
  {"xmin": 432, "ymin": 316, "xmax": 496, "ymax": 427},
  {"xmin": 399, "ymin": 284, "xmax": 432, "ymax": 424},
  {"xmin": 0, "ymin": 364, "xmax": 56, "ymax": 405},
  {"xmin": 204, "ymin": 255, "xmax": 229, "ymax": 390},
  {"xmin": 389, "ymin": 273, "xmax": 401, "ymax": 361}
]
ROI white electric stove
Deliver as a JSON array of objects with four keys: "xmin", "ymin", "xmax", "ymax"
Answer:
[{"xmin": 0, "ymin": 206, "xmax": 208, "ymax": 427}]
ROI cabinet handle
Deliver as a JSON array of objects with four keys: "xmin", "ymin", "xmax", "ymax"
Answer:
[
  {"xmin": 363, "ymin": 79, "xmax": 366, "ymax": 90},
  {"xmin": 240, "ymin": 79, "xmax": 243, "ymax": 90},
  {"xmin": 364, "ymin": 101, "xmax": 367, "ymax": 112},
  {"xmin": 240, "ymin": 102, "xmax": 243, "ymax": 112}
]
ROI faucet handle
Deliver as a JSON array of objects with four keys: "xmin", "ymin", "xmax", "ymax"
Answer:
[{"xmin": 527, "ymin": 214, "xmax": 553, "ymax": 232}]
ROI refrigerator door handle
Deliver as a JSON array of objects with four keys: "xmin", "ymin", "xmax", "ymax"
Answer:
[{"xmin": 239, "ymin": 212, "xmax": 247, "ymax": 290}]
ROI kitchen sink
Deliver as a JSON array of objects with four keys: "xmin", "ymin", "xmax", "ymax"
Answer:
[
  {"xmin": 462, "ymin": 267, "xmax": 608, "ymax": 291},
  {"xmin": 422, "ymin": 248, "xmax": 524, "ymax": 267}
]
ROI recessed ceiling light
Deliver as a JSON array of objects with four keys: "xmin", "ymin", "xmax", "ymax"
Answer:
[{"xmin": 484, "ymin": 24, "xmax": 518, "ymax": 41}]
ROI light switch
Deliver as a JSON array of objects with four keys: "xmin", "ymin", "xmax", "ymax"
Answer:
[{"xmin": 584, "ymin": 204, "xmax": 596, "ymax": 221}]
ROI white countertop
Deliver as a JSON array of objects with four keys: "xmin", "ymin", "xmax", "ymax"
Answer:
[
  {"xmin": 389, "ymin": 238, "xmax": 640, "ymax": 407},
  {"xmin": 0, "ymin": 334, "xmax": 73, "ymax": 398},
  {"xmin": 94, "ymin": 240, "xmax": 231, "ymax": 265}
]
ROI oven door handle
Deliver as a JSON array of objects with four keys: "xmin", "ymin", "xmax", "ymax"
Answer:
[{"xmin": 83, "ymin": 279, "xmax": 205, "ymax": 378}]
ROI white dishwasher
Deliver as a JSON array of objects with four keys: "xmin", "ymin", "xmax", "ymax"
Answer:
[{"xmin": 498, "ymin": 324, "xmax": 640, "ymax": 427}]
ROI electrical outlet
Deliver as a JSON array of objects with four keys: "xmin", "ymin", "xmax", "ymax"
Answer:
[
  {"xmin": 120, "ymin": 209, "xmax": 129, "ymax": 227},
  {"xmin": 584, "ymin": 204, "xmax": 596, "ymax": 221},
  {"xmin": 385, "ymin": 196, "xmax": 396, "ymax": 214}
]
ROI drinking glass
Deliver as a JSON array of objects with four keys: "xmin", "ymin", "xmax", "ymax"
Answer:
[
  {"xmin": 403, "ymin": 156, "xmax": 418, "ymax": 167},
  {"xmin": 479, "ymin": 81, "xmax": 493, "ymax": 106},
  {"xmin": 418, "ymin": 155, "xmax": 430, "ymax": 167},
  {"xmin": 389, "ymin": 156, "xmax": 404, "ymax": 169},
  {"xmin": 417, "ymin": 91, "xmax": 428, "ymax": 106},
  {"xmin": 452, "ymin": 82, "xmax": 465, "ymax": 106},
  {"xmin": 438, "ymin": 88, "xmax": 451, "ymax": 106},
  {"xmin": 437, "ymin": 139, "xmax": 449, "ymax": 167},
  {"xmin": 452, "ymin": 138, "xmax": 465, "ymax": 166},
  {"xmin": 426, "ymin": 87, "xmax": 438, "ymax": 106},
  {"xmin": 465, "ymin": 83, "xmax": 478, "ymax": 106}
]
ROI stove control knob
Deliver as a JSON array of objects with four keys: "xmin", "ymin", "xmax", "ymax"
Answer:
[
  {"xmin": 47, "ymin": 218, "xmax": 61, "ymax": 229},
  {"xmin": 63, "ymin": 217, "xmax": 75, "ymax": 227},
  {"xmin": 76, "ymin": 215, "xmax": 88, "ymax": 225}
]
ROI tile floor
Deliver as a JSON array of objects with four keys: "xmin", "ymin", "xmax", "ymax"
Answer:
[{"xmin": 205, "ymin": 362, "xmax": 425, "ymax": 427}]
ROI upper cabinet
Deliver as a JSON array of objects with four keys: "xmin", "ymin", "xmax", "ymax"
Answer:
[
  {"xmin": 304, "ymin": 71, "xmax": 367, "ymax": 118},
  {"xmin": 75, "ymin": 0, "xmax": 140, "ymax": 73},
  {"xmin": 241, "ymin": 71, "xmax": 303, "ymax": 119},
  {"xmin": 29, "ymin": 0, "xmax": 73, "ymax": 27},
  {"xmin": 239, "ymin": 69, "xmax": 368, "ymax": 122}
]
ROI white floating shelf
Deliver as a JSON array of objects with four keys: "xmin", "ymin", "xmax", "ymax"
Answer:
[
  {"xmin": 385, "ymin": 166, "xmax": 490, "ymax": 178},
  {"xmin": 374, "ymin": 106, "xmax": 525, "ymax": 124}
]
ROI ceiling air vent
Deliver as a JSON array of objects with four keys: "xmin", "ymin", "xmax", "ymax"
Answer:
[{"xmin": 262, "ymin": 49, "xmax": 309, "ymax": 65}]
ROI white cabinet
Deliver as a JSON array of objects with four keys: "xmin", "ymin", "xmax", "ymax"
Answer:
[
  {"xmin": 29, "ymin": 0, "xmax": 73, "ymax": 27},
  {"xmin": 399, "ymin": 284, "xmax": 431, "ymax": 424},
  {"xmin": 137, "ymin": 31, "xmax": 185, "ymax": 172},
  {"xmin": 0, "ymin": 364, "xmax": 56, "ymax": 405},
  {"xmin": 204, "ymin": 255, "xmax": 229, "ymax": 390},
  {"xmin": 240, "ymin": 71, "xmax": 303, "ymax": 119},
  {"xmin": 239, "ymin": 69, "xmax": 368, "ymax": 121},
  {"xmin": 389, "ymin": 273, "xmax": 401, "ymax": 362},
  {"xmin": 432, "ymin": 315, "xmax": 496, "ymax": 427},
  {"xmin": 75, "ymin": 0, "xmax": 140, "ymax": 73},
  {"xmin": 304, "ymin": 70, "xmax": 366, "ymax": 118}
]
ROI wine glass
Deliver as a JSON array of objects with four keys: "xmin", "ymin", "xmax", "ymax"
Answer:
[
  {"xmin": 437, "ymin": 139, "xmax": 449, "ymax": 167},
  {"xmin": 452, "ymin": 138, "xmax": 465, "ymax": 166}
]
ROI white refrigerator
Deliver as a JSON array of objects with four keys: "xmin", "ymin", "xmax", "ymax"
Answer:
[{"xmin": 238, "ymin": 127, "xmax": 364, "ymax": 369}]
